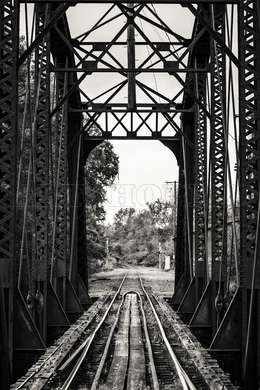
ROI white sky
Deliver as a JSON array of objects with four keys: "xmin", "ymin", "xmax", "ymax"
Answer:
[{"xmin": 104, "ymin": 140, "xmax": 178, "ymax": 223}]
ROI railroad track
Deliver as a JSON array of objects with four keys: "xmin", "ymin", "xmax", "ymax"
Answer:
[
  {"xmin": 13, "ymin": 272, "xmax": 229, "ymax": 389},
  {"xmin": 13, "ymin": 277, "xmax": 127, "ymax": 390},
  {"xmin": 36, "ymin": 272, "xmax": 208, "ymax": 390}
]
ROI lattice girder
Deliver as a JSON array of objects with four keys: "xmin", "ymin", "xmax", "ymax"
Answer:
[
  {"xmin": 0, "ymin": 0, "xmax": 19, "ymax": 283},
  {"xmin": 33, "ymin": 4, "xmax": 51, "ymax": 340},
  {"xmin": 210, "ymin": 4, "xmax": 227, "ymax": 282},
  {"xmin": 51, "ymin": 69, "xmax": 69, "ymax": 293},
  {"xmin": 239, "ymin": 0, "xmax": 260, "ymax": 289},
  {"xmin": 0, "ymin": 0, "xmax": 19, "ymax": 382},
  {"xmin": 194, "ymin": 71, "xmax": 208, "ymax": 282}
]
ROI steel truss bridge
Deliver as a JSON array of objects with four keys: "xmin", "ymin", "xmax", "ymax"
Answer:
[{"xmin": 0, "ymin": 0, "xmax": 260, "ymax": 388}]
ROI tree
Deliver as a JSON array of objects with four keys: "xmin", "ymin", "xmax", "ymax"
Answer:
[
  {"xmin": 86, "ymin": 141, "xmax": 119, "ymax": 221},
  {"xmin": 85, "ymin": 141, "xmax": 119, "ymax": 272},
  {"xmin": 147, "ymin": 199, "xmax": 172, "ymax": 228},
  {"xmin": 107, "ymin": 200, "xmax": 175, "ymax": 268},
  {"xmin": 114, "ymin": 208, "xmax": 135, "ymax": 229}
]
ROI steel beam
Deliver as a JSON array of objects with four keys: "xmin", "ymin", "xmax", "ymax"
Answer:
[
  {"xmin": 82, "ymin": 110, "xmax": 181, "ymax": 138},
  {"xmin": 20, "ymin": 0, "xmax": 238, "ymax": 3},
  {"xmin": 77, "ymin": 150, "xmax": 89, "ymax": 299},
  {"xmin": 33, "ymin": 4, "xmax": 51, "ymax": 342},
  {"xmin": 18, "ymin": 3, "xmax": 69, "ymax": 66},
  {"xmin": 51, "ymin": 66, "xmax": 69, "ymax": 307},
  {"xmin": 66, "ymin": 129, "xmax": 85, "ymax": 317},
  {"xmin": 74, "ymin": 40, "xmax": 190, "ymax": 46},
  {"xmin": 239, "ymin": 0, "xmax": 260, "ymax": 387},
  {"xmin": 194, "ymin": 70, "xmax": 208, "ymax": 302},
  {"xmin": 51, "ymin": 67, "xmax": 210, "ymax": 73},
  {"xmin": 210, "ymin": 4, "xmax": 227, "ymax": 333},
  {"xmin": 187, "ymin": 4, "xmax": 239, "ymax": 66},
  {"xmin": 172, "ymin": 165, "xmax": 186, "ymax": 307},
  {"xmin": 127, "ymin": 2, "xmax": 136, "ymax": 110},
  {"xmin": 0, "ymin": 0, "xmax": 19, "ymax": 384},
  {"xmin": 172, "ymin": 112, "xmax": 195, "ymax": 309}
]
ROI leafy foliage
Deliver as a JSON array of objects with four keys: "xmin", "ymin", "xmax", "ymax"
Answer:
[
  {"xmin": 86, "ymin": 142, "xmax": 119, "ymax": 273},
  {"xmin": 107, "ymin": 200, "xmax": 175, "ymax": 267}
]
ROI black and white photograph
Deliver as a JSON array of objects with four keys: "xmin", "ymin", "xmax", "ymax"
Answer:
[{"xmin": 0, "ymin": 0, "xmax": 258, "ymax": 389}]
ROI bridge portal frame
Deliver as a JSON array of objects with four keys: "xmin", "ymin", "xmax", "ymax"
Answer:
[{"xmin": 1, "ymin": 1, "xmax": 260, "ymax": 389}]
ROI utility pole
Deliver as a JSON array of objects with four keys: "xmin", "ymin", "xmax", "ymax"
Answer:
[
  {"xmin": 165, "ymin": 181, "xmax": 178, "ymax": 262},
  {"xmin": 105, "ymin": 236, "xmax": 110, "ymax": 270},
  {"xmin": 158, "ymin": 241, "xmax": 163, "ymax": 270}
]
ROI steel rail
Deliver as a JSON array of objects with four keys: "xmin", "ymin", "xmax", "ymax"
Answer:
[
  {"xmin": 139, "ymin": 276, "xmax": 197, "ymax": 390},
  {"xmin": 14, "ymin": 274, "xmax": 127, "ymax": 390},
  {"xmin": 58, "ymin": 335, "xmax": 91, "ymax": 372},
  {"xmin": 136, "ymin": 291, "xmax": 160, "ymax": 390},
  {"xmin": 15, "ymin": 342, "xmax": 66, "ymax": 390},
  {"xmin": 152, "ymin": 293, "xmax": 199, "ymax": 387},
  {"xmin": 91, "ymin": 289, "xmax": 160, "ymax": 390},
  {"xmin": 14, "ymin": 298, "xmax": 109, "ymax": 390},
  {"xmin": 90, "ymin": 288, "xmax": 160, "ymax": 390},
  {"xmin": 90, "ymin": 292, "xmax": 129, "ymax": 390},
  {"xmin": 60, "ymin": 273, "xmax": 128, "ymax": 390}
]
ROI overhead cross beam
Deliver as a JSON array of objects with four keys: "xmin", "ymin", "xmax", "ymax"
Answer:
[
  {"xmin": 20, "ymin": 0, "xmax": 238, "ymax": 3},
  {"xmin": 17, "ymin": 0, "xmax": 221, "ymax": 138}
]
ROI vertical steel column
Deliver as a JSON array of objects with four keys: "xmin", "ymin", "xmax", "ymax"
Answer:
[
  {"xmin": 172, "ymin": 112, "xmax": 195, "ymax": 310},
  {"xmin": 65, "ymin": 117, "xmax": 84, "ymax": 319},
  {"xmin": 210, "ymin": 4, "xmax": 227, "ymax": 331},
  {"xmin": 0, "ymin": 0, "xmax": 19, "ymax": 384},
  {"xmin": 127, "ymin": 2, "xmax": 136, "ymax": 110},
  {"xmin": 182, "ymin": 112, "xmax": 195, "ymax": 283},
  {"xmin": 77, "ymin": 147, "xmax": 88, "ymax": 288},
  {"xmin": 194, "ymin": 72, "xmax": 208, "ymax": 302},
  {"xmin": 34, "ymin": 4, "xmax": 51, "ymax": 342},
  {"xmin": 51, "ymin": 67, "xmax": 68, "ymax": 306},
  {"xmin": 68, "ymin": 132, "xmax": 80, "ymax": 288},
  {"xmin": 239, "ymin": 0, "xmax": 260, "ymax": 387}
]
